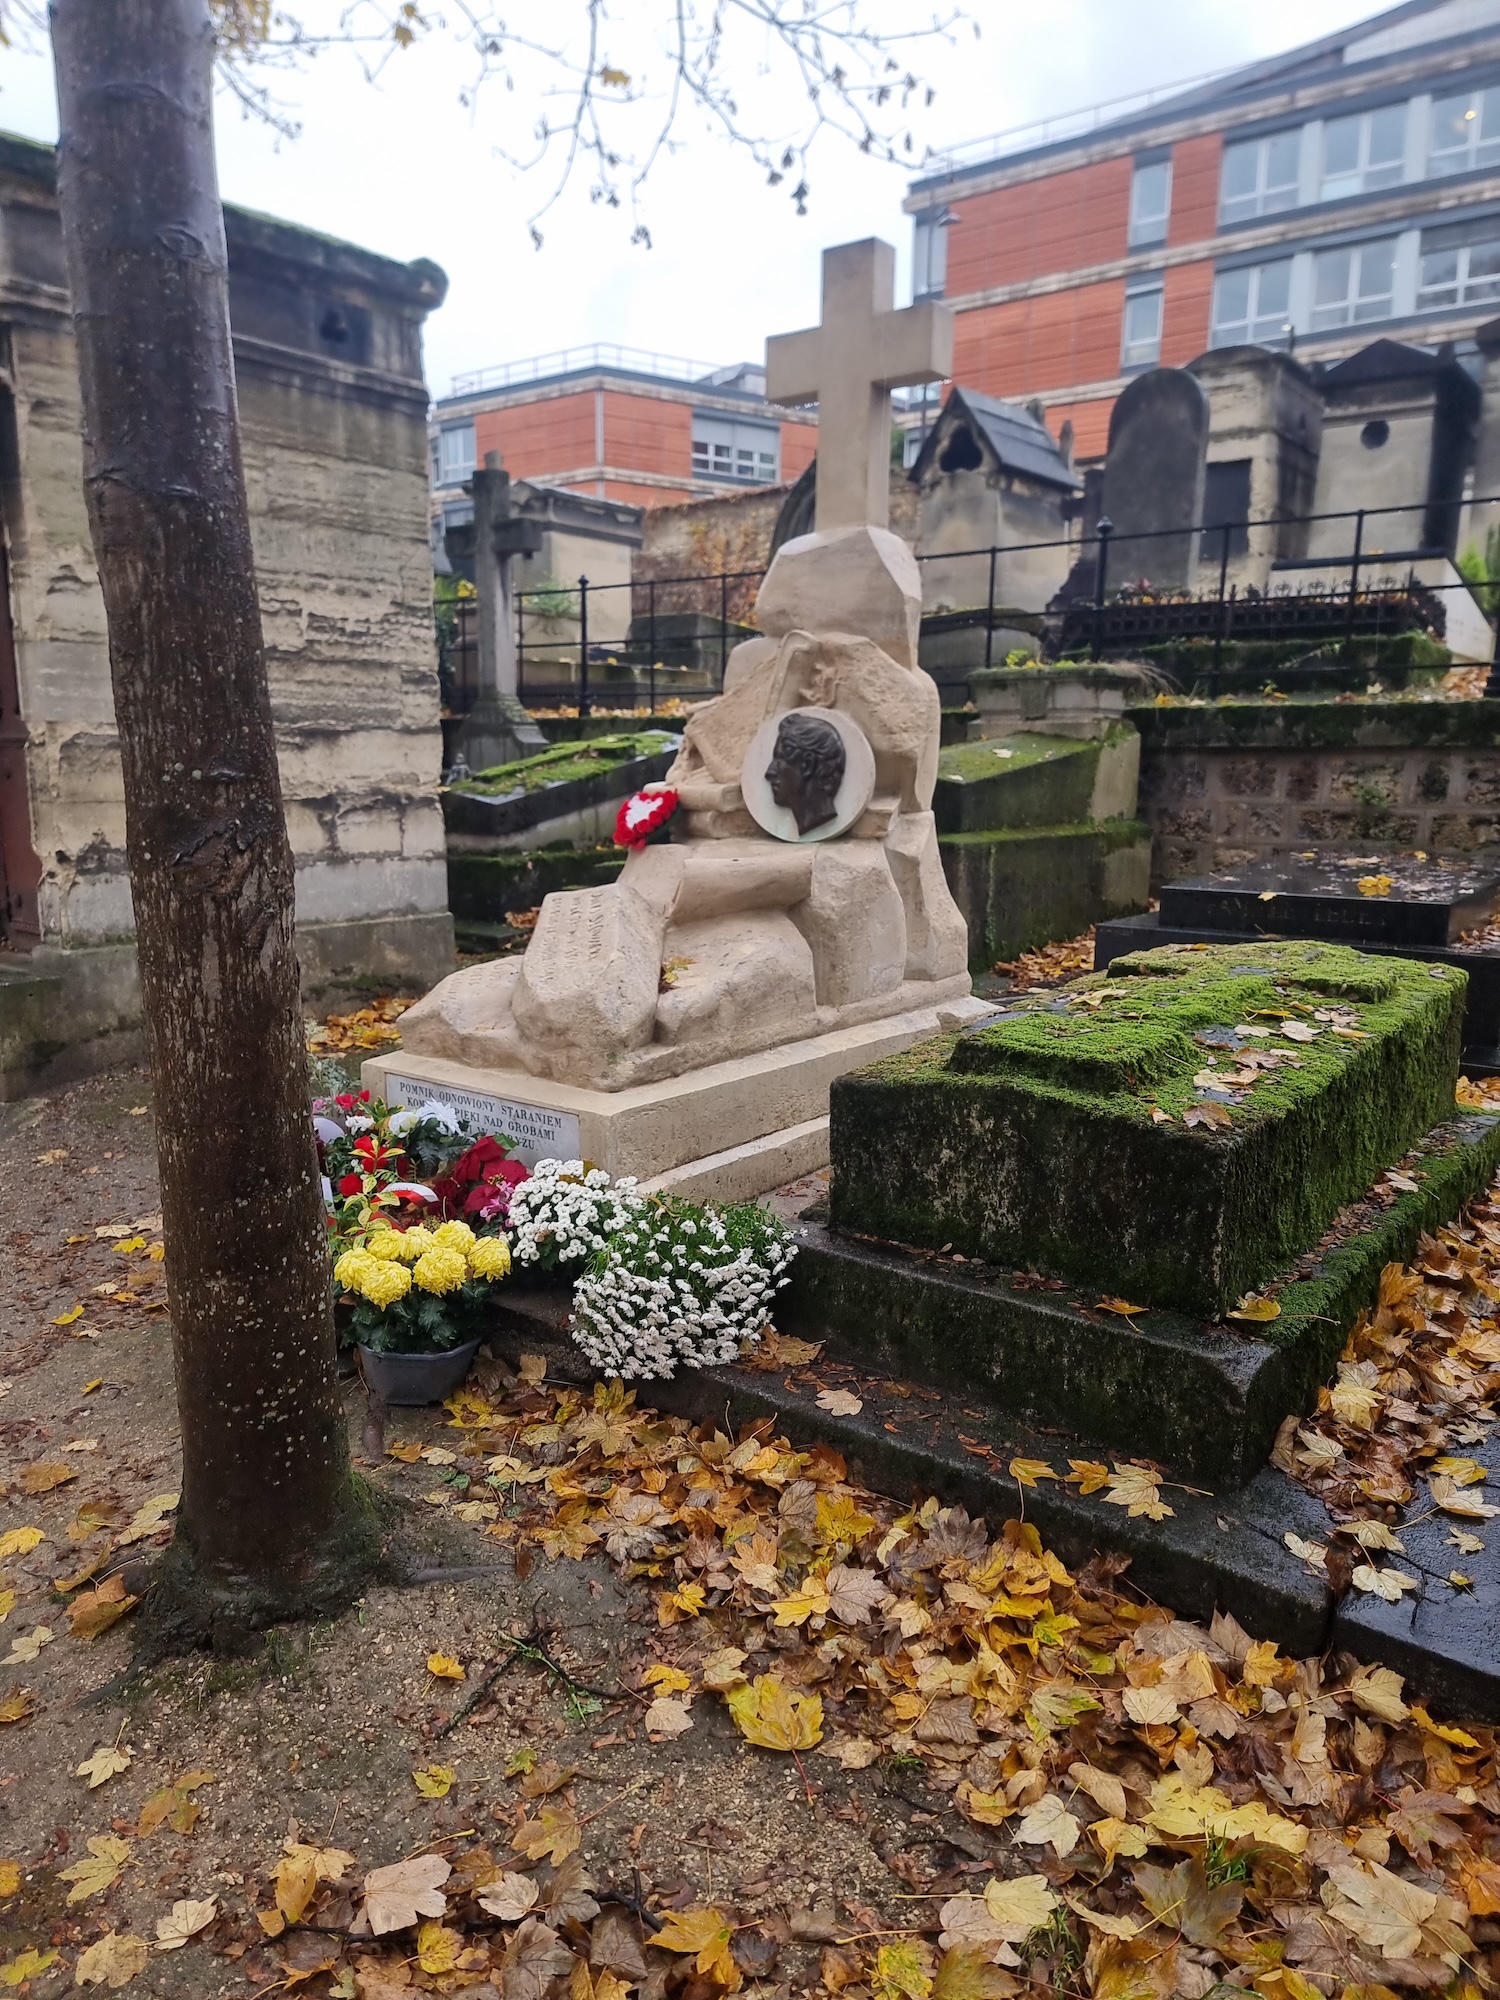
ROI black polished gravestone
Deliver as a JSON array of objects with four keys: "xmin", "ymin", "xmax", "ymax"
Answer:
[{"xmin": 1097, "ymin": 852, "xmax": 1500, "ymax": 1071}]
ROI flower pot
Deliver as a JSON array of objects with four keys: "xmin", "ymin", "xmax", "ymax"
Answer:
[{"xmin": 357, "ymin": 1338, "xmax": 481, "ymax": 1407}]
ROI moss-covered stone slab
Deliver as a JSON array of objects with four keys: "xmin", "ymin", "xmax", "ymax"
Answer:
[
  {"xmin": 802, "ymin": 1110, "xmax": 1500, "ymax": 1483},
  {"xmin": 829, "ymin": 939, "xmax": 1467, "ymax": 1316},
  {"xmin": 938, "ymin": 820, "xmax": 1151, "ymax": 968}
]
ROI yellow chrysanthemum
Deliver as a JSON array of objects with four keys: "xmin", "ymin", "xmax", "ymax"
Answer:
[
  {"xmin": 389, "ymin": 1227, "xmax": 435, "ymax": 1264},
  {"xmin": 432, "ymin": 1219, "xmax": 476, "ymax": 1254},
  {"xmin": 468, "ymin": 1235, "xmax": 511, "ymax": 1282},
  {"xmin": 363, "ymin": 1229, "xmax": 408, "ymax": 1261},
  {"xmin": 334, "ymin": 1249, "xmax": 377, "ymax": 1293},
  {"xmin": 413, "ymin": 1245, "xmax": 468, "ymax": 1296},
  {"xmin": 357, "ymin": 1260, "xmax": 412, "ymax": 1309}
]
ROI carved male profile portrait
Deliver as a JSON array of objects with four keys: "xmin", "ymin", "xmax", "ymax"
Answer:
[{"xmin": 765, "ymin": 709, "xmax": 847, "ymax": 837}]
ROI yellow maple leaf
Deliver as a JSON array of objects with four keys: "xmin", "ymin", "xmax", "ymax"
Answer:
[
  {"xmin": 413, "ymin": 1764, "xmax": 455, "ymax": 1798},
  {"xmin": 1097, "ymin": 1298, "xmax": 1148, "ymax": 1318},
  {"xmin": 1228, "ymin": 1294, "xmax": 1281, "ymax": 1323},
  {"xmin": 59, "ymin": 1835, "xmax": 132, "ymax": 1905},
  {"xmin": 1066, "ymin": 1460, "xmax": 1110, "ymax": 1494},
  {"xmin": 73, "ymin": 1931, "xmax": 150, "ymax": 1988},
  {"xmin": 512, "ymin": 1804, "xmax": 581, "ymax": 1865},
  {"xmin": 872, "ymin": 1940, "xmax": 934, "ymax": 2000},
  {"xmin": 1090, "ymin": 1817, "xmax": 1149, "ymax": 1868},
  {"xmin": 726, "ymin": 1673, "xmax": 823, "ymax": 1751},
  {"xmin": 654, "ymin": 1907, "xmax": 741, "ymax": 1991},
  {"xmin": 658, "ymin": 1581, "xmax": 706, "ymax": 1625},
  {"xmin": 1103, "ymin": 1464, "xmax": 1173, "ymax": 1520},
  {"xmin": 1431, "ymin": 1455, "xmax": 1486, "ymax": 1486},
  {"xmin": 273, "ymin": 1846, "xmax": 320, "ymax": 1925},
  {"xmin": 0, "ymin": 1529, "xmax": 45, "ymax": 1561},
  {"xmin": 0, "ymin": 1948, "xmax": 58, "ymax": 1985},
  {"xmin": 53, "ymin": 1305, "xmax": 85, "ymax": 1326},
  {"xmin": 426, "ymin": 1653, "xmax": 466, "ymax": 1680},
  {"xmin": 1008, "ymin": 1458, "xmax": 1058, "ymax": 1487},
  {"xmin": 769, "ymin": 1578, "xmax": 831, "ymax": 1627},
  {"xmin": 0, "ymin": 1862, "xmax": 17, "ymax": 1899},
  {"xmin": 417, "ymin": 1921, "xmax": 466, "ymax": 1975},
  {"xmin": 642, "ymin": 1664, "xmax": 691, "ymax": 1695}
]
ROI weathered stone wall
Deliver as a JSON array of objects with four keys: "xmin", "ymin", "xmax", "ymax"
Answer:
[
  {"xmin": 0, "ymin": 132, "xmax": 453, "ymax": 981},
  {"xmin": 1132, "ymin": 700, "xmax": 1500, "ymax": 884}
]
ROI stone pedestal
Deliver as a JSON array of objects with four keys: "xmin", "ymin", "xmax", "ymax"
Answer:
[{"xmin": 363, "ymin": 990, "xmax": 989, "ymax": 1199}]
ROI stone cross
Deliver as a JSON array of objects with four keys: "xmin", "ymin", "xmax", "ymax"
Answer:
[{"xmin": 767, "ymin": 238, "xmax": 954, "ymax": 536}]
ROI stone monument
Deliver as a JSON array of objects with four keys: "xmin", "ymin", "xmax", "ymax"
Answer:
[
  {"xmin": 367, "ymin": 239, "xmax": 989, "ymax": 1197},
  {"xmin": 459, "ymin": 453, "xmax": 547, "ymax": 775},
  {"xmin": 1100, "ymin": 367, "xmax": 1210, "ymax": 591}
]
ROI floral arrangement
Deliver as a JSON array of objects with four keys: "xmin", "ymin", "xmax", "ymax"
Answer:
[
  {"xmin": 572, "ymin": 1195, "xmax": 796, "ymax": 1380},
  {"xmin": 313, "ymin": 1094, "xmax": 528, "ymax": 1354},
  {"xmin": 334, "ymin": 1218, "xmax": 512, "ymax": 1354},
  {"xmin": 614, "ymin": 786, "xmax": 677, "ymax": 849},
  {"xmin": 506, "ymin": 1159, "xmax": 646, "ymax": 1273}
]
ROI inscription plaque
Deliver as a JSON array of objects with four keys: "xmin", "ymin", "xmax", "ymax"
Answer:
[{"xmin": 382, "ymin": 1072, "xmax": 582, "ymax": 1168}]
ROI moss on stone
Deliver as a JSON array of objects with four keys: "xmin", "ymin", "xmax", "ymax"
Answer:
[
  {"xmin": 829, "ymin": 939, "xmax": 1466, "ymax": 1317},
  {"xmin": 1128, "ymin": 699, "xmax": 1500, "ymax": 754},
  {"xmin": 452, "ymin": 730, "xmax": 678, "ymax": 798}
]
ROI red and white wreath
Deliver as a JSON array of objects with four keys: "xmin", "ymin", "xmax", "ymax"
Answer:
[{"xmin": 614, "ymin": 787, "xmax": 679, "ymax": 849}]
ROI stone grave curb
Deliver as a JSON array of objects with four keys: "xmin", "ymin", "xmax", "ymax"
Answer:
[
  {"xmin": 479, "ymin": 1290, "xmax": 1499, "ymax": 1718},
  {"xmin": 1095, "ymin": 912, "xmax": 1500, "ymax": 1073},
  {"xmin": 782, "ymin": 1114, "xmax": 1500, "ymax": 1485}
]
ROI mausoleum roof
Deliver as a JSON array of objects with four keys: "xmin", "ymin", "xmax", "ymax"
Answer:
[{"xmin": 908, "ymin": 386, "xmax": 1083, "ymax": 492}]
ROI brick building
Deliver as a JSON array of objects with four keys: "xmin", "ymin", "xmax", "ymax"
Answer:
[
  {"xmin": 428, "ymin": 346, "xmax": 818, "ymax": 529},
  {"xmin": 903, "ymin": 0, "xmax": 1500, "ymax": 462}
]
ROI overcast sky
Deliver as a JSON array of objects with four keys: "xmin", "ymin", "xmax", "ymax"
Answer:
[{"xmin": 1, "ymin": 1, "xmax": 1391, "ymax": 398}]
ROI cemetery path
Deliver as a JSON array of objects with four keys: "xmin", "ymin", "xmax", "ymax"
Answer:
[{"xmin": 2, "ymin": 1068, "xmax": 1499, "ymax": 1998}]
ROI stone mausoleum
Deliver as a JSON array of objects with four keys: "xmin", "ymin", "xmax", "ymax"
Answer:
[{"xmin": 0, "ymin": 131, "xmax": 454, "ymax": 1096}]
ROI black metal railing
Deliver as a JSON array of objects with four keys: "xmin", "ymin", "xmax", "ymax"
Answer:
[{"xmin": 438, "ymin": 493, "xmax": 1500, "ymax": 717}]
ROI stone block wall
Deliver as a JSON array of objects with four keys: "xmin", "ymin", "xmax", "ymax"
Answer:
[
  {"xmin": 0, "ymin": 134, "xmax": 454, "ymax": 984},
  {"xmin": 1132, "ymin": 700, "xmax": 1500, "ymax": 884}
]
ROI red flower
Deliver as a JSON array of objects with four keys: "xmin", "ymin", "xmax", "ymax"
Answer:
[
  {"xmin": 335, "ymin": 1094, "xmax": 356, "ymax": 1111},
  {"xmin": 615, "ymin": 788, "xmax": 678, "ymax": 850},
  {"xmin": 338, "ymin": 1173, "xmax": 362, "ymax": 1197}
]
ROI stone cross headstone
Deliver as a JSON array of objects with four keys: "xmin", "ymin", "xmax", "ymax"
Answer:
[
  {"xmin": 1100, "ymin": 367, "xmax": 1210, "ymax": 592},
  {"xmin": 460, "ymin": 451, "xmax": 546, "ymax": 774},
  {"xmin": 767, "ymin": 238, "xmax": 953, "ymax": 534}
]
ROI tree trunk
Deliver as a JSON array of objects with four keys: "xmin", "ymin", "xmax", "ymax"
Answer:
[{"xmin": 51, "ymin": 0, "xmax": 373, "ymax": 1637}]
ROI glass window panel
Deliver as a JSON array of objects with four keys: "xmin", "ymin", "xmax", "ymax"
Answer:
[
  {"xmin": 1220, "ymin": 140, "xmax": 1259, "ymax": 220},
  {"xmin": 1314, "ymin": 248, "xmax": 1352, "ymax": 311},
  {"xmin": 1357, "ymin": 239, "xmax": 1395, "ymax": 299},
  {"xmin": 1369, "ymin": 102, "xmax": 1407, "ymax": 166},
  {"xmin": 1266, "ymin": 129, "xmax": 1301, "ymax": 193},
  {"xmin": 1122, "ymin": 287, "xmax": 1163, "ymax": 366},
  {"xmin": 1256, "ymin": 259, "xmax": 1291, "ymax": 319},
  {"xmin": 1130, "ymin": 159, "xmax": 1171, "ymax": 244},
  {"xmin": 1323, "ymin": 114, "xmax": 1361, "ymax": 192},
  {"xmin": 1211, "ymin": 268, "xmax": 1251, "ymax": 340},
  {"xmin": 1419, "ymin": 248, "xmax": 1461, "ymax": 305},
  {"xmin": 1431, "ymin": 90, "xmax": 1475, "ymax": 171}
]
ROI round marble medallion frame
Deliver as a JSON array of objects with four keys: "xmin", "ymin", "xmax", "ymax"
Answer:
[{"xmin": 740, "ymin": 705, "xmax": 876, "ymax": 844}]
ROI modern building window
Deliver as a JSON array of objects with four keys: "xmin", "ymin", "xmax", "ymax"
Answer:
[
  {"xmin": 1430, "ymin": 84, "xmax": 1500, "ymax": 177},
  {"xmin": 437, "ymin": 421, "xmax": 476, "ymax": 487},
  {"xmin": 1219, "ymin": 129, "xmax": 1301, "ymax": 224},
  {"xmin": 1418, "ymin": 221, "xmax": 1500, "ymax": 311},
  {"xmin": 691, "ymin": 413, "xmax": 779, "ymax": 483},
  {"xmin": 1209, "ymin": 259, "xmax": 1292, "ymax": 346},
  {"xmin": 1310, "ymin": 238, "xmax": 1397, "ymax": 329},
  {"xmin": 1121, "ymin": 284, "xmax": 1164, "ymax": 368},
  {"xmin": 1320, "ymin": 102, "xmax": 1407, "ymax": 200},
  {"xmin": 912, "ymin": 210, "xmax": 950, "ymax": 299},
  {"xmin": 1129, "ymin": 158, "xmax": 1172, "ymax": 248}
]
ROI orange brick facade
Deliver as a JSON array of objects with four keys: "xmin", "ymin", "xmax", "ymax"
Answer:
[
  {"xmin": 455, "ymin": 378, "xmax": 815, "ymax": 510},
  {"xmin": 932, "ymin": 130, "xmax": 1223, "ymax": 460}
]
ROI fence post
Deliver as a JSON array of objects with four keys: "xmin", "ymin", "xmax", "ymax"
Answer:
[
  {"xmin": 984, "ymin": 545, "xmax": 998, "ymax": 670},
  {"xmin": 720, "ymin": 570, "xmax": 730, "ymax": 690},
  {"xmin": 648, "ymin": 578, "xmax": 656, "ymax": 717},
  {"xmin": 1213, "ymin": 523, "xmax": 1232, "ymax": 673},
  {"xmin": 1345, "ymin": 509, "xmax": 1365, "ymax": 655},
  {"xmin": 578, "ymin": 575, "xmax": 590, "ymax": 720},
  {"xmin": 516, "ymin": 588, "xmax": 525, "ymax": 707},
  {"xmin": 1091, "ymin": 517, "xmax": 1113, "ymax": 663}
]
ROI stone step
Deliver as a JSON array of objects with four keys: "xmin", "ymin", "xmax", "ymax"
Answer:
[
  {"xmin": 937, "ymin": 820, "xmax": 1152, "ymax": 968},
  {"xmin": 934, "ymin": 728, "xmax": 1138, "ymax": 834},
  {"xmin": 783, "ymin": 1109, "xmax": 1500, "ymax": 1485}
]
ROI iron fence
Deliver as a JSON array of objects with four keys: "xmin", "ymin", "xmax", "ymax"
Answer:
[{"xmin": 438, "ymin": 493, "xmax": 1500, "ymax": 719}]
